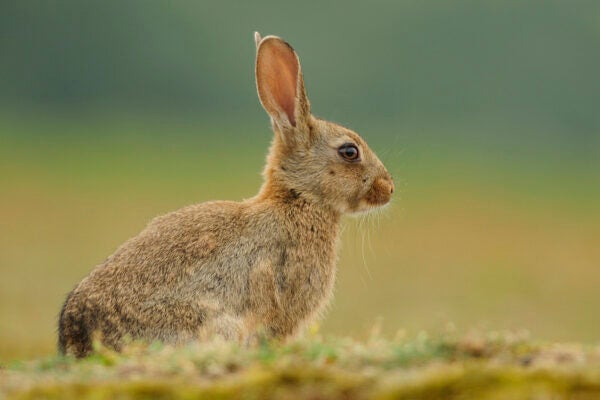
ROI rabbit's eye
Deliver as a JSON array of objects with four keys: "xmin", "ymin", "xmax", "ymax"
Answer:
[{"xmin": 338, "ymin": 144, "xmax": 360, "ymax": 162}]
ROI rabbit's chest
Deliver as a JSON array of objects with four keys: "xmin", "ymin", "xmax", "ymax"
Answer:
[{"xmin": 276, "ymin": 255, "xmax": 335, "ymax": 300}]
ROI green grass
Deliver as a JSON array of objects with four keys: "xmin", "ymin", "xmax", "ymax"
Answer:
[{"xmin": 2, "ymin": 331, "xmax": 600, "ymax": 399}]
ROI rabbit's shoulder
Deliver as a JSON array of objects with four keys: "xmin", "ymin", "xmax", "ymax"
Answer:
[{"xmin": 150, "ymin": 200, "xmax": 245, "ymax": 230}]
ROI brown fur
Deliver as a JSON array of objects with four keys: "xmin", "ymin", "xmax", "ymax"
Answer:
[{"xmin": 58, "ymin": 33, "xmax": 394, "ymax": 357}]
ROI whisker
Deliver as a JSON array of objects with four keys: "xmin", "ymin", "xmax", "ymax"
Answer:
[{"xmin": 360, "ymin": 218, "xmax": 372, "ymax": 281}]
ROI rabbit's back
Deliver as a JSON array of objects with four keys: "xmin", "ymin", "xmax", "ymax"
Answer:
[{"xmin": 59, "ymin": 200, "xmax": 254, "ymax": 356}]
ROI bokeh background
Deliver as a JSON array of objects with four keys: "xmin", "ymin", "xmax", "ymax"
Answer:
[{"xmin": 1, "ymin": 1, "xmax": 599, "ymax": 361}]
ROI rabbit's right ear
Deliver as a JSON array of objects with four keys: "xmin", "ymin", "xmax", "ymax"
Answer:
[
  {"xmin": 255, "ymin": 34, "xmax": 311, "ymax": 136},
  {"xmin": 254, "ymin": 32, "xmax": 262, "ymax": 49}
]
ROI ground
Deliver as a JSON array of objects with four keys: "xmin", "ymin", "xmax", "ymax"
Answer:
[{"xmin": 2, "ymin": 330, "xmax": 599, "ymax": 399}]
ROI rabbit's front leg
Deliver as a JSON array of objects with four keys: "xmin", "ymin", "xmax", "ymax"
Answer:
[{"xmin": 246, "ymin": 260, "xmax": 295, "ymax": 338}]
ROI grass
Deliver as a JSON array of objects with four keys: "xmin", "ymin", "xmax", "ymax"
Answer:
[{"xmin": 1, "ymin": 330, "xmax": 600, "ymax": 399}]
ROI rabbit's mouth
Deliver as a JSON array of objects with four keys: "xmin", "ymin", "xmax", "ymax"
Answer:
[{"xmin": 347, "ymin": 175, "xmax": 394, "ymax": 214}]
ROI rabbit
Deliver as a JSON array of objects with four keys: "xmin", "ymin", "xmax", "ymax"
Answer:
[{"xmin": 58, "ymin": 32, "xmax": 394, "ymax": 358}]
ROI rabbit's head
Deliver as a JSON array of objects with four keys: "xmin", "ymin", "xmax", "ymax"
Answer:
[{"xmin": 255, "ymin": 33, "xmax": 394, "ymax": 214}]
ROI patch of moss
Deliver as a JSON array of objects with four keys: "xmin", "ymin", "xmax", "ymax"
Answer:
[{"xmin": 2, "ymin": 332, "xmax": 599, "ymax": 400}]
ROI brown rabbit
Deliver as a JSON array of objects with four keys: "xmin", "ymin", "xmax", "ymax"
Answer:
[{"xmin": 58, "ymin": 32, "xmax": 394, "ymax": 357}]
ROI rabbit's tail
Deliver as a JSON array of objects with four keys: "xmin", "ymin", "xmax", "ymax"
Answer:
[{"xmin": 58, "ymin": 290, "xmax": 94, "ymax": 358}]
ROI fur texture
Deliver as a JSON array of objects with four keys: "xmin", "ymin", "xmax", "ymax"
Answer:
[{"xmin": 58, "ymin": 33, "xmax": 394, "ymax": 357}]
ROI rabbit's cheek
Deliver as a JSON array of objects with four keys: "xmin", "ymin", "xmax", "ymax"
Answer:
[{"xmin": 343, "ymin": 193, "xmax": 363, "ymax": 213}]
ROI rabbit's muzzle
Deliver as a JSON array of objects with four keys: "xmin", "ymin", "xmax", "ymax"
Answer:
[{"xmin": 365, "ymin": 175, "xmax": 394, "ymax": 206}]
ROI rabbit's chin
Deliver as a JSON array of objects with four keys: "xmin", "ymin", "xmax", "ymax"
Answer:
[{"xmin": 345, "ymin": 199, "xmax": 391, "ymax": 216}]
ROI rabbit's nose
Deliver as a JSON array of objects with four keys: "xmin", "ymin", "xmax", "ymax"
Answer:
[{"xmin": 385, "ymin": 173, "xmax": 394, "ymax": 194}]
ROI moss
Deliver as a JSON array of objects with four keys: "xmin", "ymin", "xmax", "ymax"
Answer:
[{"xmin": 2, "ymin": 332, "xmax": 599, "ymax": 400}]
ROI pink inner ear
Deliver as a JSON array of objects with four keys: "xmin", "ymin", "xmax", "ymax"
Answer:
[{"xmin": 258, "ymin": 40, "xmax": 299, "ymax": 126}]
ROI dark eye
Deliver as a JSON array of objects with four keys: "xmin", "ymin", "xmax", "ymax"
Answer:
[{"xmin": 338, "ymin": 144, "xmax": 360, "ymax": 162}]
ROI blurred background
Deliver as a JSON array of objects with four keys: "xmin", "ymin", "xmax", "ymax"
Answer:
[{"xmin": 1, "ymin": 1, "xmax": 599, "ymax": 361}]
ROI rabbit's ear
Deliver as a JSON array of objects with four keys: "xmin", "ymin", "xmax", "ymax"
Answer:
[
  {"xmin": 254, "ymin": 31, "xmax": 262, "ymax": 49},
  {"xmin": 255, "ymin": 35, "xmax": 310, "ymax": 133}
]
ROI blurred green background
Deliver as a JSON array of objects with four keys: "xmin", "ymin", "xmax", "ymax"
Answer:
[{"xmin": 1, "ymin": 1, "xmax": 599, "ymax": 361}]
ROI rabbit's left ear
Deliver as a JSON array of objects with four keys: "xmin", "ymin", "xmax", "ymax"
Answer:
[{"xmin": 255, "ymin": 34, "xmax": 310, "ymax": 133}]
